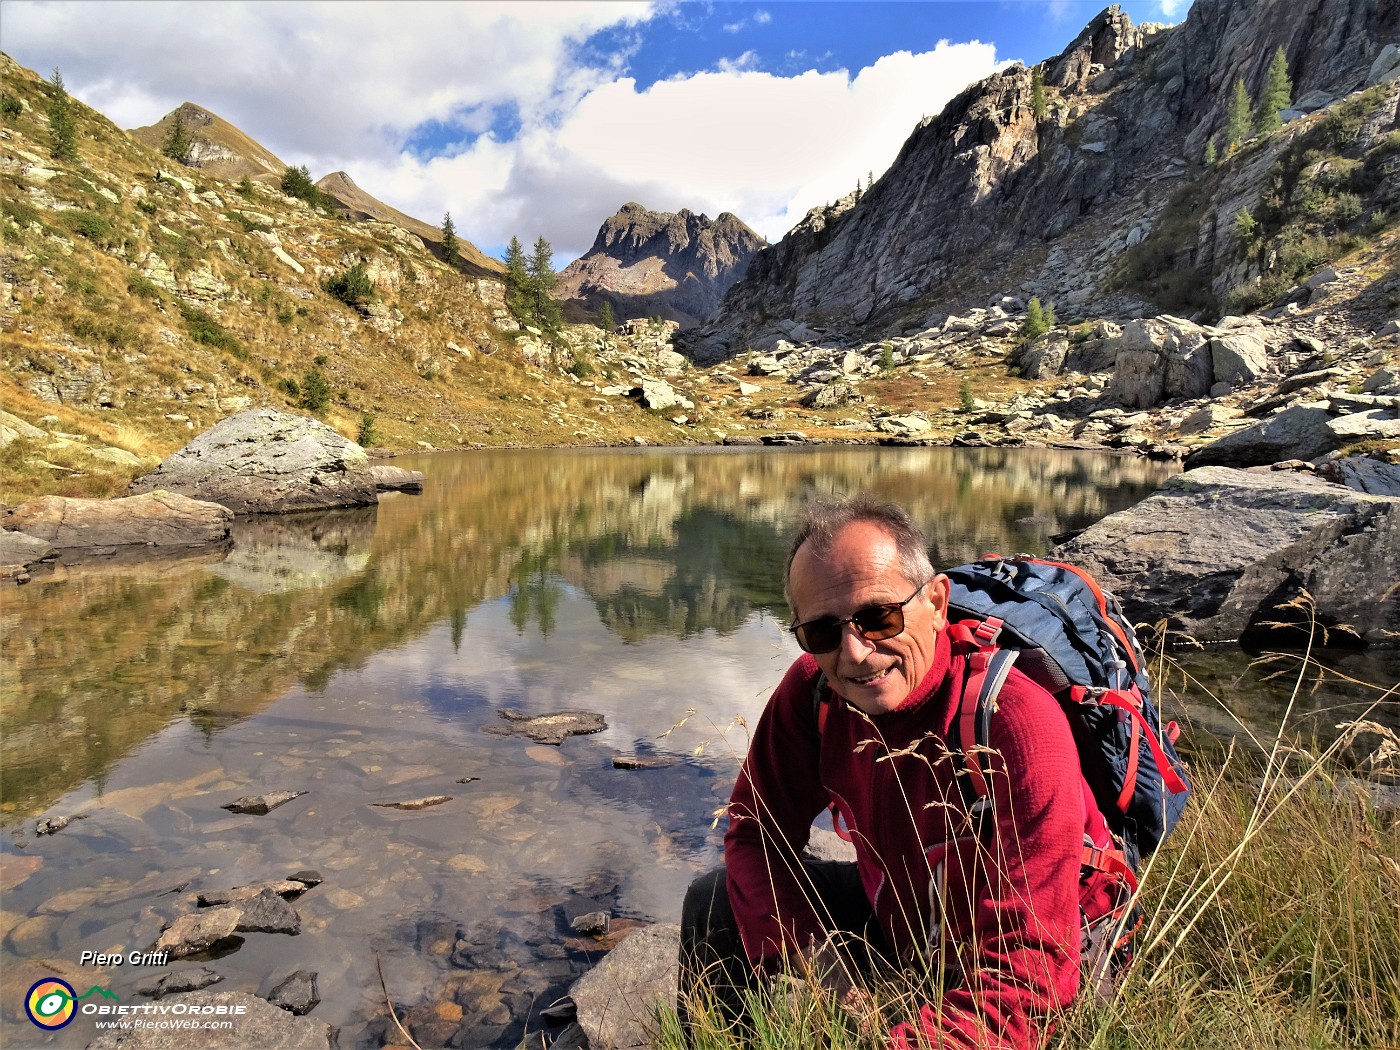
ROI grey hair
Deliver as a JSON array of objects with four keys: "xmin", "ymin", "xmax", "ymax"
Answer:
[{"xmin": 782, "ymin": 495, "xmax": 935, "ymax": 613}]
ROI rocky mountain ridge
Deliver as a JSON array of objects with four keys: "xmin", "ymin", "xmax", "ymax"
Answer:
[
  {"xmin": 556, "ymin": 202, "xmax": 764, "ymax": 327},
  {"xmin": 688, "ymin": 0, "xmax": 1400, "ymax": 361}
]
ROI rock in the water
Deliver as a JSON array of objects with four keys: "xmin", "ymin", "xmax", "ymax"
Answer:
[
  {"xmin": 267, "ymin": 969, "xmax": 320, "ymax": 1015},
  {"xmin": 234, "ymin": 889, "xmax": 302, "ymax": 935},
  {"xmin": 135, "ymin": 967, "xmax": 224, "ymax": 999},
  {"xmin": 371, "ymin": 795, "xmax": 452, "ymax": 810},
  {"xmin": 5, "ymin": 492, "xmax": 231, "ymax": 549},
  {"xmin": 571, "ymin": 924, "xmax": 679, "ymax": 1050},
  {"xmin": 197, "ymin": 880, "xmax": 309, "ymax": 906},
  {"xmin": 86, "ymin": 989, "xmax": 333, "ymax": 1048},
  {"xmin": 221, "ymin": 791, "xmax": 306, "ymax": 815},
  {"xmin": 484, "ymin": 709, "xmax": 607, "ymax": 745},
  {"xmin": 371, "ymin": 464, "xmax": 425, "ymax": 492},
  {"xmin": 1052, "ymin": 466, "xmax": 1400, "ymax": 645},
  {"xmin": 287, "ymin": 869, "xmax": 324, "ymax": 888},
  {"xmin": 130, "ymin": 408, "xmax": 377, "ymax": 513},
  {"xmin": 570, "ymin": 911, "xmax": 610, "ymax": 936},
  {"xmin": 36, "ymin": 814, "xmax": 83, "ymax": 835},
  {"xmin": 0, "ymin": 529, "xmax": 55, "ymax": 572},
  {"xmin": 153, "ymin": 906, "xmax": 242, "ymax": 959},
  {"xmin": 611, "ymin": 754, "xmax": 678, "ymax": 770}
]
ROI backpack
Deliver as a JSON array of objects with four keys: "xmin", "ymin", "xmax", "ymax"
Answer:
[{"xmin": 814, "ymin": 554, "xmax": 1191, "ymax": 1000}]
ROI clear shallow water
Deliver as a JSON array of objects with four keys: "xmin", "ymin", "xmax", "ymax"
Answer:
[{"xmin": 1, "ymin": 445, "xmax": 1393, "ymax": 1048}]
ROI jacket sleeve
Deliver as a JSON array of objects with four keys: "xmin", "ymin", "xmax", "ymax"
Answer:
[
  {"xmin": 891, "ymin": 670, "xmax": 1085, "ymax": 1050},
  {"xmin": 723, "ymin": 655, "xmax": 831, "ymax": 970}
]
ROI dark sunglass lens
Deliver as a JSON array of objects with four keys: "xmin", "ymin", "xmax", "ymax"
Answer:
[
  {"xmin": 853, "ymin": 604, "xmax": 903, "ymax": 640},
  {"xmin": 795, "ymin": 619, "xmax": 841, "ymax": 654}
]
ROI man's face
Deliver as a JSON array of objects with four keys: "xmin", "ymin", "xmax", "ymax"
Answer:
[{"xmin": 788, "ymin": 520, "xmax": 949, "ymax": 716}]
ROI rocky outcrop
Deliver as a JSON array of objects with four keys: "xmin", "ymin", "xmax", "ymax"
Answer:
[
  {"xmin": 557, "ymin": 203, "xmax": 764, "ymax": 327},
  {"xmin": 4, "ymin": 491, "xmax": 231, "ymax": 549},
  {"xmin": 1052, "ymin": 465, "xmax": 1400, "ymax": 645},
  {"xmin": 1184, "ymin": 395, "xmax": 1400, "ymax": 467},
  {"xmin": 692, "ymin": 0, "xmax": 1400, "ymax": 359},
  {"xmin": 127, "ymin": 103, "xmax": 289, "ymax": 185},
  {"xmin": 130, "ymin": 409, "xmax": 378, "ymax": 514}
]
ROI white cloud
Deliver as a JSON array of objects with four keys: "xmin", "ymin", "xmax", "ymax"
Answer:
[{"xmin": 2, "ymin": 1, "xmax": 1001, "ymax": 265}]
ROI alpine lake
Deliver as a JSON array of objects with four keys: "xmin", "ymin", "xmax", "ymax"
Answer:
[{"xmin": 3, "ymin": 445, "xmax": 1397, "ymax": 1049}]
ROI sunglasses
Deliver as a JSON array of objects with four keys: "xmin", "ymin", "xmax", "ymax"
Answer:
[{"xmin": 790, "ymin": 584, "xmax": 926, "ymax": 654}]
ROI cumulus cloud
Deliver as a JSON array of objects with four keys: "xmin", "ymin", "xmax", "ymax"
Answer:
[{"xmin": 3, "ymin": 1, "xmax": 1001, "ymax": 263}]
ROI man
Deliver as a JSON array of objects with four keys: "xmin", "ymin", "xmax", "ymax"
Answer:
[{"xmin": 680, "ymin": 496, "xmax": 1092, "ymax": 1049}]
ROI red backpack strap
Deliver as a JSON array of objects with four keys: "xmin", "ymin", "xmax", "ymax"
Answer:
[
  {"xmin": 953, "ymin": 631, "xmax": 1018, "ymax": 829},
  {"xmin": 811, "ymin": 674, "xmax": 854, "ymax": 843},
  {"xmin": 1070, "ymin": 685, "xmax": 1190, "ymax": 807}
]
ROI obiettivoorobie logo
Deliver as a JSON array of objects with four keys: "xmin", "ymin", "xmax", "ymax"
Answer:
[{"xmin": 24, "ymin": 978, "xmax": 119, "ymax": 1030}]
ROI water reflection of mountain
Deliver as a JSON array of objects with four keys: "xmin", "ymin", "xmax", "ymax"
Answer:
[{"xmin": 3, "ymin": 447, "xmax": 1173, "ymax": 821}]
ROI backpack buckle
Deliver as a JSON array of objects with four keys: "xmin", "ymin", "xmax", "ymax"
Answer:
[{"xmin": 973, "ymin": 616, "xmax": 1004, "ymax": 646}]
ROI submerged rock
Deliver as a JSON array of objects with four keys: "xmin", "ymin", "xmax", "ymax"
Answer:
[
  {"xmin": 87, "ymin": 990, "xmax": 333, "ymax": 1048},
  {"xmin": 483, "ymin": 709, "xmax": 607, "ymax": 745},
  {"xmin": 267, "ymin": 969, "xmax": 320, "ymax": 1015}
]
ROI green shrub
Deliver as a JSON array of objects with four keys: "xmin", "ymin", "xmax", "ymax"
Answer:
[
  {"xmin": 236, "ymin": 176, "xmax": 255, "ymax": 199},
  {"xmin": 126, "ymin": 272, "xmax": 161, "ymax": 299},
  {"xmin": 356, "ymin": 413, "xmax": 378, "ymax": 447},
  {"xmin": 0, "ymin": 92, "xmax": 22, "ymax": 119},
  {"xmin": 959, "ymin": 377, "xmax": 975, "ymax": 413},
  {"xmin": 323, "ymin": 262, "xmax": 373, "ymax": 307},
  {"xmin": 1234, "ymin": 208, "xmax": 1258, "ymax": 241},
  {"xmin": 68, "ymin": 212, "xmax": 111, "ymax": 242},
  {"xmin": 1333, "ymin": 191, "xmax": 1363, "ymax": 225},
  {"xmin": 879, "ymin": 344, "xmax": 895, "ymax": 372},
  {"xmin": 299, "ymin": 366, "xmax": 331, "ymax": 412},
  {"xmin": 135, "ymin": 197, "xmax": 157, "ymax": 216},
  {"xmin": 3, "ymin": 198, "xmax": 44, "ymax": 230},
  {"xmin": 227, "ymin": 210, "xmax": 270, "ymax": 234},
  {"xmin": 278, "ymin": 377, "xmax": 300, "ymax": 398},
  {"xmin": 178, "ymin": 303, "xmax": 245, "ymax": 357}
]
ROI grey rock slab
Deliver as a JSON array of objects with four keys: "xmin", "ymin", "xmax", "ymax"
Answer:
[
  {"xmin": 484, "ymin": 709, "xmax": 607, "ymax": 745},
  {"xmin": 135, "ymin": 967, "xmax": 224, "ymax": 999},
  {"xmin": 0, "ymin": 528, "xmax": 55, "ymax": 569},
  {"xmin": 5, "ymin": 492, "xmax": 231, "ymax": 549},
  {"xmin": 86, "ymin": 990, "xmax": 333, "ymax": 1048},
  {"xmin": 371, "ymin": 795, "xmax": 453, "ymax": 810},
  {"xmin": 1052, "ymin": 466, "xmax": 1400, "ymax": 645},
  {"xmin": 1316, "ymin": 456, "xmax": 1400, "ymax": 497},
  {"xmin": 221, "ymin": 790, "xmax": 306, "ymax": 815},
  {"xmin": 234, "ymin": 889, "xmax": 302, "ymax": 935},
  {"xmin": 371, "ymin": 464, "xmax": 425, "ymax": 492},
  {"xmin": 152, "ymin": 906, "xmax": 242, "ymax": 959},
  {"xmin": 571, "ymin": 911, "xmax": 611, "ymax": 936},
  {"xmin": 571, "ymin": 924, "xmax": 679, "ymax": 1050},
  {"xmin": 130, "ymin": 408, "xmax": 376, "ymax": 514},
  {"xmin": 266, "ymin": 969, "xmax": 320, "ymax": 1015}
]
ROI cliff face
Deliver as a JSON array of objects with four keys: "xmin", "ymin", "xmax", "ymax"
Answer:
[
  {"xmin": 557, "ymin": 202, "xmax": 765, "ymax": 327},
  {"xmin": 690, "ymin": 0, "xmax": 1400, "ymax": 360}
]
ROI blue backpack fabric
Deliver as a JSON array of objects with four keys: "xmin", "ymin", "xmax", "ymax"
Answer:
[{"xmin": 943, "ymin": 555, "xmax": 1191, "ymax": 868}]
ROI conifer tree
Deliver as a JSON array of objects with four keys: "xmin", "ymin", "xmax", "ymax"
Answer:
[
  {"xmin": 597, "ymin": 301, "xmax": 615, "ymax": 334},
  {"xmin": 1225, "ymin": 77, "xmax": 1252, "ymax": 153},
  {"xmin": 1022, "ymin": 297, "xmax": 1050, "ymax": 341},
  {"xmin": 1255, "ymin": 47, "xmax": 1292, "ymax": 136},
  {"xmin": 503, "ymin": 236, "xmax": 530, "ymax": 318},
  {"xmin": 47, "ymin": 68, "xmax": 76, "ymax": 162},
  {"xmin": 441, "ymin": 211, "xmax": 459, "ymax": 268},
  {"xmin": 527, "ymin": 236, "xmax": 561, "ymax": 330},
  {"xmin": 1031, "ymin": 66, "xmax": 1046, "ymax": 121},
  {"xmin": 1204, "ymin": 138, "xmax": 1218, "ymax": 166},
  {"xmin": 162, "ymin": 111, "xmax": 191, "ymax": 164}
]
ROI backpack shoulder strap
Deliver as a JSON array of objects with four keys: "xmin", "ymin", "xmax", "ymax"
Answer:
[
  {"xmin": 951, "ymin": 633, "xmax": 1018, "ymax": 830},
  {"xmin": 810, "ymin": 673, "xmax": 855, "ymax": 842}
]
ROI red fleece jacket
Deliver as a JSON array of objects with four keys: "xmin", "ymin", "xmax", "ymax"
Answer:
[{"xmin": 724, "ymin": 628, "xmax": 1086, "ymax": 1049}]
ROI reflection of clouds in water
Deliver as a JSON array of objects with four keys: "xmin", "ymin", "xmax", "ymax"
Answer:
[{"xmin": 366, "ymin": 582, "xmax": 796, "ymax": 770}]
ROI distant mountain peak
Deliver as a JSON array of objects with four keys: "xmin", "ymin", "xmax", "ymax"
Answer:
[{"xmin": 560, "ymin": 203, "xmax": 765, "ymax": 327}]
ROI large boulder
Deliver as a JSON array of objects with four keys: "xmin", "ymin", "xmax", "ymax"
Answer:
[
  {"xmin": 131, "ymin": 409, "xmax": 377, "ymax": 513},
  {"xmin": 5, "ymin": 491, "xmax": 231, "ymax": 549},
  {"xmin": 1107, "ymin": 317, "xmax": 1213, "ymax": 409},
  {"xmin": 1052, "ymin": 466, "xmax": 1400, "ymax": 646},
  {"xmin": 571, "ymin": 924, "xmax": 679, "ymax": 1050}
]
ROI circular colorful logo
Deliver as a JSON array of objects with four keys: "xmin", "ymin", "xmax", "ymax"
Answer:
[{"xmin": 25, "ymin": 978, "xmax": 77, "ymax": 1030}]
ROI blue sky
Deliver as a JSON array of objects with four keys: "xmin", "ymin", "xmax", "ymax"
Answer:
[{"xmin": 2, "ymin": 1, "xmax": 1190, "ymax": 264}]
